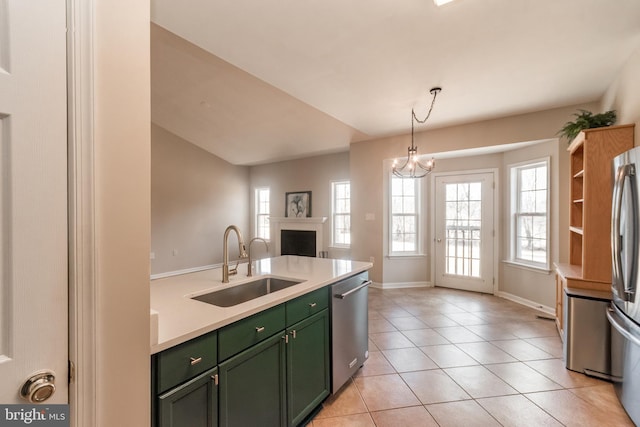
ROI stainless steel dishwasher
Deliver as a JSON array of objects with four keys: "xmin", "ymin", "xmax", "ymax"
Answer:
[{"xmin": 331, "ymin": 272, "xmax": 371, "ymax": 393}]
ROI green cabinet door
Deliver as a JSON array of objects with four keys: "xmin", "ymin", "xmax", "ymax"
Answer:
[
  {"xmin": 287, "ymin": 309, "xmax": 330, "ymax": 427},
  {"xmin": 158, "ymin": 367, "xmax": 218, "ymax": 427},
  {"xmin": 218, "ymin": 332, "xmax": 287, "ymax": 427}
]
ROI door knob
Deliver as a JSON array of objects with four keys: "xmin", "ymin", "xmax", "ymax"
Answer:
[
  {"xmin": 437, "ymin": 238, "xmax": 442, "ymax": 243},
  {"xmin": 20, "ymin": 370, "xmax": 56, "ymax": 403}
]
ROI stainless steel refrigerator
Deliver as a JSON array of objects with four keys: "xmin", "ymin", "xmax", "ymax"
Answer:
[{"xmin": 609, "ymin": 146, "xmax": 640, "ymax": 426}]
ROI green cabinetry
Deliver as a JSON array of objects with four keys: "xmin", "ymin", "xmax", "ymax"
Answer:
[
  {"xmin": 218, "ymin": 332, "xmax": 287, "ymax": 427},
  {"xmin": 158, "ymin": 367, "xmax": 218, "ymax": 427},
  {"xmin": 153, "ymin": 331, "xmax": 218, "ymax": 427},
  {"xmin": 153, "ymin": 284, "xmax": 332, "ymax": 427},
  {"xmin": 218, "ymin": 304, "xmax": 286, "ymax": 361},
  {"xmin": 286, "ymin": 309, "xmax": 330, "ymax": 426}
]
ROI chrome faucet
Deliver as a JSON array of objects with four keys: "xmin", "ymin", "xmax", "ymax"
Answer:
[
  {"xmin": 247, "ymin": 237, "xmax": 269, "ymax": 277},
  {"xmin": 222, "ymin": 225, "xmax": 248, "ymax": 283}
]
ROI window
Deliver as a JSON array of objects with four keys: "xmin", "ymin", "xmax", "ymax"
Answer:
[
  {"xmin": 510, "ymin": 160, "xmax": 549, "ymax": 268},
  {"xmin": 255, "ymin": 187, "xmax": 270, "ymax": 240},
  {"xmin": 390, "ymin": 176, "xmax": 420, "ymax": 254},
  {"xmin": 332, "ymin": 181, "xmax": 350, "ymax": 247}
]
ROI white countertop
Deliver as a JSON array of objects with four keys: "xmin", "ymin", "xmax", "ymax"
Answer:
[{"xmin": 150, "ymin": 255, "xmax": 372, "ymax": 354}]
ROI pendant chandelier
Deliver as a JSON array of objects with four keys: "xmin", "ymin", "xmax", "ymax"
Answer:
[{"xmin": 392, "ymin": 87, "xmax": 441, "ymax": 178}]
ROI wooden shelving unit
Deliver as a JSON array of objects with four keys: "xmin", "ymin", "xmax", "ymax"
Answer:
[{"xmin": 555, "ymin": 124, "xmax": 634, "ymax": 334}]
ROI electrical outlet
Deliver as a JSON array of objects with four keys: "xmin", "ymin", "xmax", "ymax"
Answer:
[
  {"xmin": 150, "ymin": 252, "xmax": 155, "ymax": 260},
  {"xmin": 172, "ymin": 249, "xmax": 178, "ymax": 256},
  {"xmin": 369, "ymin": 256, "xmax": 375, "ymax": 264}
]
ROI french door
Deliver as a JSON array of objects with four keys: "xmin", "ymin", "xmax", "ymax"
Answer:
[{"xmin": 434, "ymin": 172, "xmax": 495, "ymax": 294}]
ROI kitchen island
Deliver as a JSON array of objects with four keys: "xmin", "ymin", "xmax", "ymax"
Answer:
[
  {"xmin": 150, "ymin": 255, "xmax": 372, "ymax": 427},
  {"xmin": 151, "ymin": 255, "xmax": 372, "ymax": 353}
]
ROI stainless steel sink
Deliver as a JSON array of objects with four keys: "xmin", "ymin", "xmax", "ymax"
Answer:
[{"xmin": 192, "ymin": 277, "xmax": 302, "ymax": 307}]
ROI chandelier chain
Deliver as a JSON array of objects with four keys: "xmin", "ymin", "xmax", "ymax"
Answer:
[
  {"xmin": 392, "ymin": 86, "xmax": 442, "ymax": 179},
  {"xmin": 412, "ymin": 87, "xmax": 441, "ymax": 124}
]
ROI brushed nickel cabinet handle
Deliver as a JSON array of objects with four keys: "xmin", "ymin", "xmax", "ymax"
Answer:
[
  {"xmin": 309, "ymin": 302, "xmax": 317, "ymax": 308},
  {"xmin": 256, "ymin": 326, "xmax": 265, "ymax": 333},
  {"xmin": 190, "ymin": 357, "xmax": 202, "ymax": 366}
]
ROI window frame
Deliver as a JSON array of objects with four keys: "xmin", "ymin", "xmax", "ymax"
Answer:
[
  {"xmin": 389, "ymin": 174, "xmax": 421, "ymax": 256},
  {"xmin": 331, "ymin": 180, "xmax": 351, "ymax": 248},
  {"xmin": 508, "ymin": 158, "xmax": 550, "ymax": 270},
  {"xmin": 254, "ymin": 187, "xmax": 270, "ymax": 240}
]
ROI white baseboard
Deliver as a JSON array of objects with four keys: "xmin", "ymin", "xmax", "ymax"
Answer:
[
  {"xmin": 151, "ymin": 263, "xmax": 223, "ymax": 280},
  {"xmin": 496, "ymin": 291, "xmax": 555, "ymax": 316},
  {"xmin": 371, "ymin": 281, "xmax": 433, "ymax": 290}
]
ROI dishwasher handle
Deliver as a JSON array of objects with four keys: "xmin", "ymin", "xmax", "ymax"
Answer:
[{"xmin": 335, "ymin": 280, "xmax": 372, "ymax": 299}]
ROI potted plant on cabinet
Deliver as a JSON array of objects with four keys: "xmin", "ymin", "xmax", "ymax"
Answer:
[{"xmin": 558, "ymin": 109, "xmax": 617, "ymax": 143}]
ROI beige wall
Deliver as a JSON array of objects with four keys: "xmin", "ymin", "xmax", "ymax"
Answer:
[
  {"xmin": 149, "ymin": 99, "xmax": 606, "ymax": 309},
  {"xmin": 350, "ymin": 103, "xmax": 598, "ymax": 308},
  {"xmin": 602, "ymin": 46, "xmax": 640, "ymax": 140},
  {"xmin": 500, "ymin": 139, "xmax": 563, "ymax": 309},
  {"xmin": 94, "ymin": 0, "xmax": 150, "ymax": 425},
  {"xmin": 249, "ymin": 152, "xmax": 351, "ymax": 258},
  {"xmin": 379, "ymin": 153, "xmax": 504, "ymax": 287},
  {"xmin": 351, "ymin": 103, "xmax": 597, "ymax": 279},
  {"xmin": 151, "ymin": 124, "xmax": 250, "ymax": 275}
]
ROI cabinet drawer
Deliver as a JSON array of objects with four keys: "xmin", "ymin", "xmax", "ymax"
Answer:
[
  {"xmin": 286, "ymin": 287, "xmax": 329, "ymax": 326},
  {"xmin": 157, "ymin": 331, "xmax": 217, "ymax": 394},
  {"xmin": 218, "ymin": 304, "xmax": 286, "ymax": 361}
]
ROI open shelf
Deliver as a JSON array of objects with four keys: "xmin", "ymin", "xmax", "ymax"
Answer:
[
  {"xmin": 557, "ymin": 124, "xmax": 635, "ymax": 334},
  {"xmin": 563, "ymin": 124, "xmax": 634, "ymax": 286}
]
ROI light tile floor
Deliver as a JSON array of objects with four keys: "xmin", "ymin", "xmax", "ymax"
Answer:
[{"xmin": 310, "ymin": 286, "xmax": 634, "ymax": 426}]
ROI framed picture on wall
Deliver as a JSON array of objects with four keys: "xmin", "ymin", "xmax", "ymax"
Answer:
[{"xmin": 285, "ymin": 191, "xmax": 312, "ymax": 218}]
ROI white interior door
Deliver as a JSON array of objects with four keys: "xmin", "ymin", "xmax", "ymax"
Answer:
[
  {"xmin": 0, "ymin": 1, "xmax": 68, "ymax": 403},
  {"xmin": 434, "ymin": 172, "xmax": 495, "ymax": 294}
]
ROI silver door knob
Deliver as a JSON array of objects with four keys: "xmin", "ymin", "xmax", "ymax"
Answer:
[{"xmin": 20, "ymin": 370, "xmax": 56, "ymax": 403}]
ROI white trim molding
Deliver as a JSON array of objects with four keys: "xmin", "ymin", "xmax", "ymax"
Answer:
[
  {"xmin": 496, "ymin": 291, "xmax": 555, "ymax": 316},
  {"xmin": 67, "ymin": 0, "xmax": 97, "ymax": 425},
  {"xmin": 370, "ymin": 281, "xmax": 433, "ymax": 290}
]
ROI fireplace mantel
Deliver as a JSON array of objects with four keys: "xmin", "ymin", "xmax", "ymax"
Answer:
[
  {"xmin": 270, "ymin": 217, "xmax": 328, "ymax": 224},
  {"xmin": 270, "ymin": 217, "xmax": 327, "ymax": 256}
]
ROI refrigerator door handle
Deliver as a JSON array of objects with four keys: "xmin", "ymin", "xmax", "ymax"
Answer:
[
  {"xmin": 612, "ymin": 164, "xmax": 635, "ymax": 301},
  {"xmin": 607, "ymin": 306, "xmax": 640, "ymax": 348}
]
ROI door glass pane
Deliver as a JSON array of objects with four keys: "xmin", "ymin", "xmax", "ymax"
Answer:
[{"xmin": 444, "ymin": 182, "xmax": 482, "ymax": 278}]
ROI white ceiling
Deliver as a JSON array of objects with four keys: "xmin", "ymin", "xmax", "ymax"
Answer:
[{"xmin": 151, "ymin": 0, "xmax": 640, "ymax": 165}]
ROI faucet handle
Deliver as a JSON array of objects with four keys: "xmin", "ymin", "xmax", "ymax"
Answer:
[{"xmin": 229, "ymin": 260, "xmax": 240, "ymax": 276}]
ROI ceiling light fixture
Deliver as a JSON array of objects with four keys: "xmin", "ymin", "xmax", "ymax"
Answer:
[
  {"xmin": 392, "ymin": 87, "xmax": 441, "ymax": 179},
  {"xmin": 434, "ymin": 0, "xmax": 456, "ymax": 6}
]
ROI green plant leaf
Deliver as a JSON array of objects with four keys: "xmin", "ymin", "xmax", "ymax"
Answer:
[{"xmin": 557, "ymin": 109, "xmax": 617, "ymax": 142}]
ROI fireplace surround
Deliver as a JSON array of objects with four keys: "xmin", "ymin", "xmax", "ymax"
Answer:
[{"xmin": 270, "ymin": 217, "xmax": 327, "ymax": 257}]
